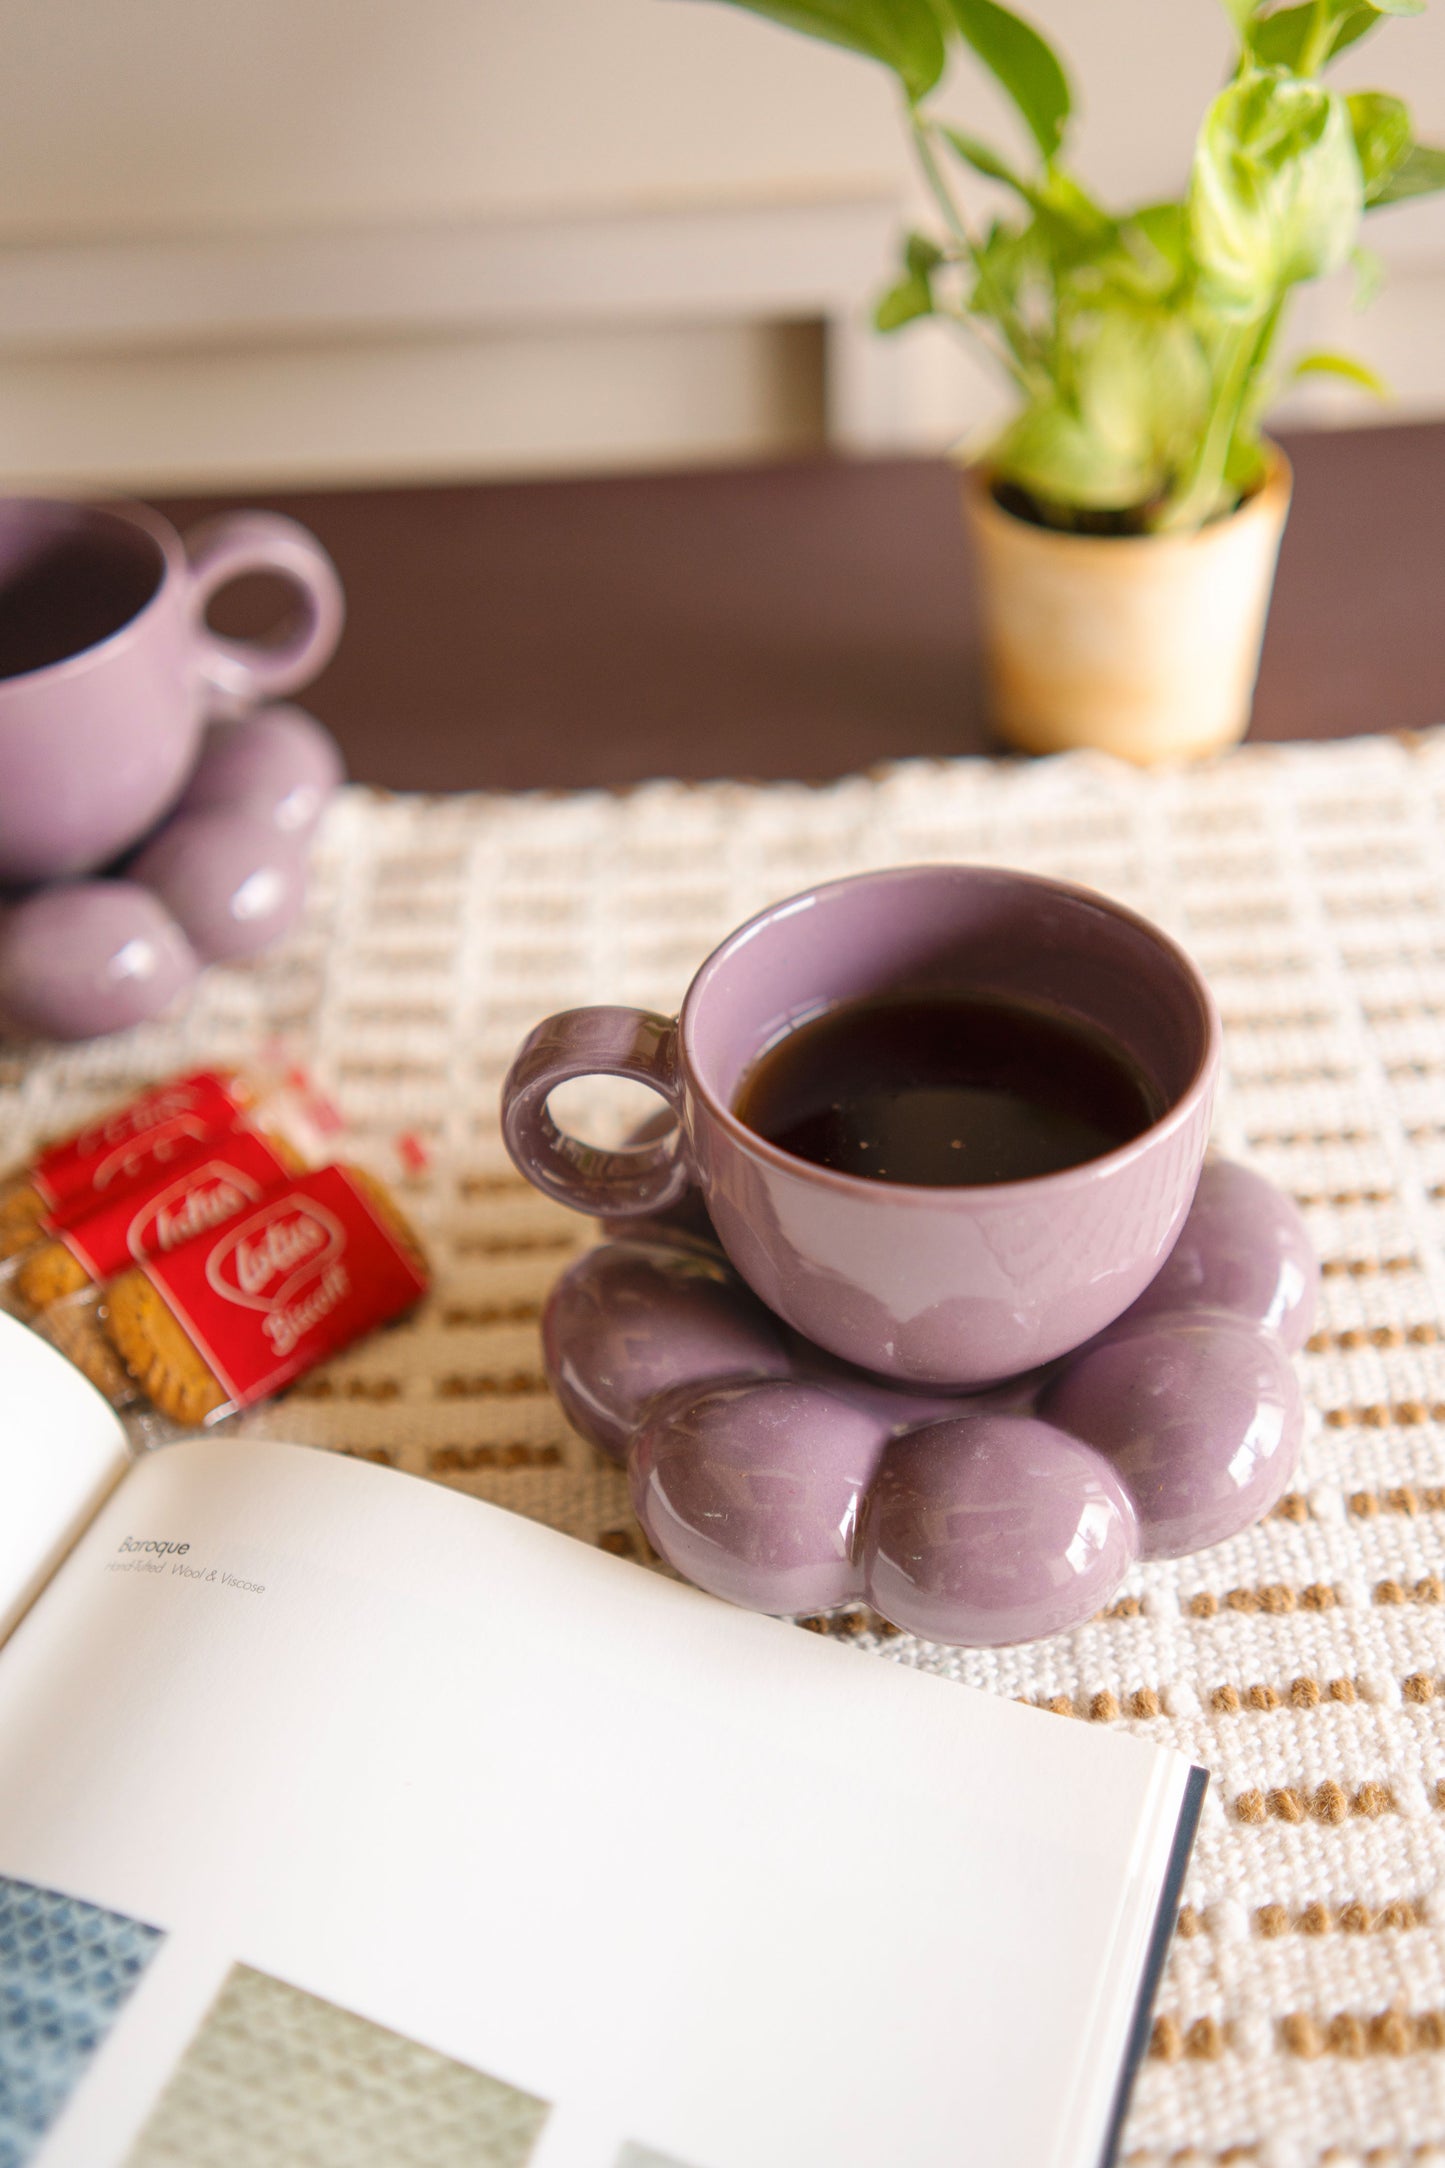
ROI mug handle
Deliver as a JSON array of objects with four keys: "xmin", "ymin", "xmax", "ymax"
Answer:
[
  {"xmin": 501, "ymin": 1006, "xmax": 693, "ymax": 1218},
  {"xmin": 183, "ymin": 512, "xmax": 345, "ymax": 715}
]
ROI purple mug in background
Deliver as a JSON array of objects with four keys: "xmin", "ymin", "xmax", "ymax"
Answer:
[
  {"xmin": 501, "ymin": 865, "xmax": 1221, "ymax": 1387},
  {"xmin": 0, "ymin": 498, "xmax": 343, "ymax": 885}
]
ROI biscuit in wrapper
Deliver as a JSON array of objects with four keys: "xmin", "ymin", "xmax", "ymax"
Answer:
[
  {"xmin": 9, "ymin": 1128, "xmax": 305, "ymax": 1320},
  {"xmin": 0, "ymin": 1185, "xmax": 48, "ymax": 1261},
  {"xmin": 41, "ymin": 1290, "xmax": 138, "ymax": 1407},
  {"xmin": 0, "ymin": 1067, "xmax": 257, "ymax": 1261},
  {"xmin": 99, "ymin": 1161, "xmax": 429, "ymax": 1426},
  {"xmin": 13, "ymin": 1241, "xmax": 91, "ymax": 1311},
  {"xmin": 106, "ymin": 1270, "xmax": 232, "ymax": 1426}
]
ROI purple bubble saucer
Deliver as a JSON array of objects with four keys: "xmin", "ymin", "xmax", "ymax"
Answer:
[
  {"xmin": 541, "ymin": 1158, "xmax": 1318, "ymax": 1647},
  {"xmin": 0, "ymin": 705, "xmax": 343, "ymax": 1043}
]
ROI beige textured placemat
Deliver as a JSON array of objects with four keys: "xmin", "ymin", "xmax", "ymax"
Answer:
[{"xmin": 6, "ymin": 729, "xmax": 1445, "ymax": 2168}]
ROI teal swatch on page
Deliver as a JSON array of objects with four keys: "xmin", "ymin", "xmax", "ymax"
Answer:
[{"xmin": 0, "ymin": 1872, "xmax": 163, "ymax": 2168}]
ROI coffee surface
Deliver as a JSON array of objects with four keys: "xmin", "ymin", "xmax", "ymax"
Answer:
[
  {"xmin": 733, "ymin": 991, "xmax": 1163, "ymax": 1186},
  {"xmin": 0, "ymin": 532, "xmax": 161, "ymax": 680}
]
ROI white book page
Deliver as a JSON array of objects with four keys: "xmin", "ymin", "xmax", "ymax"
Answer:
[
  {"xmin": 0, "ymin": 1438, "xmax": 1193, "ymax": 2168},
  {"xmin": 0, "ymin": 1311, "xmax": 130, "ymax": 1645}
]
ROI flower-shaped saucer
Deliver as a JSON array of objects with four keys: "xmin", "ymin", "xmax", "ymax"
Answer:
[
  {"xmin": 542, "ymin": 1159, "xmax": 1318, "ymax": 1648},
  {"xmin": 0, "ymin": 706, "xmax": 341, "ymax": 1043}
]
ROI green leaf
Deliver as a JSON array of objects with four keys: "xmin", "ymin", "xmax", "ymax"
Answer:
[
  {"xmin": 874, "ymin": 273, "xmax": 936, "ymax": 329},
  {"xmin": 942, "ymin": 0, "xmax": 1072, "ymax": 159},
  {"xmin": 970, "ymin": 215, "xmax": 1044, "ymax": 321},
  {"xmin": 1290, "ymin": 347, "xmax": 1391, "ymax": 391},
  {"xmin": 704, "ymin": 0, "xmax": 946, "ymax": 101},
  {"xmin": 991, "ymin": 304, "xmax": 1211, "ymax": 510},
  {"xmin": 1129, "ymin": 201, "xmax": 1190, "ymax": 275},
  {"xmin": 875, "ymin": 231, "xmax": 943, "ymax": 330},
  {"xmin": 1249, "ymin": 2, "xmax": 1380, "ymax": 70},
  {"xmin": 1224, "ymin": 429, "xmax": 1269, "ymax": 498},
  {"xmin": 1371, "ymin": 0, "xmax": 1424, "ymax": 15},
  {"xmin": 1219, "ymin": 0, "xmax": 1260, "ymax": 31},
  {"xmin": 943, "ymin": 129, "xmax": 1111, "ymax": 260},
  {"xmin": 942, "ymin": 126, "xmax": 1029, "ymax": 192},
  {"xmin": 991, "ymin": 401, "xmax": 1150, "ymax": 509},
  {"xmin": 1347, "ymin": 90, "xmax": 1413, "ymax": 199},
  {"xmin": 1027, "ymin": 176, "xmax": 1122, "ymax": 282},
  {"xmin": 1034, "ymin": 169, "xmax": 1113, "ymax": 237},
  {"xmin": 1189, "ymin": 69, "xmax": 1364, "ymax": 314},
  {"xmin": 1368, "ymin": 141, "xmax": 1445, "ymax": 202}
]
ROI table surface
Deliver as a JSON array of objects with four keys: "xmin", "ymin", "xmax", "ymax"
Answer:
[
  {"xmin": 156, "ymin": 417, "xmax": 1445, "ymax": 794},
  {"xmin": 17, "ymin": 730, "xmax": 1445, "ymax": 2163},
  {"xmin": 142, "ymin": 441, "xmax": 1445, "ymax": 2166}
]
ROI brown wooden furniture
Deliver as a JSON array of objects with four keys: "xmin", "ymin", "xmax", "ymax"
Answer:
[{"xmin": 157, "ymin": 420, "xmax": 1444, "ymax": 793}]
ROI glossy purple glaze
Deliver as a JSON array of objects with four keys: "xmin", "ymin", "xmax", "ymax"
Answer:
[
  {"xmin": 598, "ymin": 1109, "xmax": 1059, "ymax": 1427},
  {"xmin": 542, "ymin": 1153, "xmax": 1318, "ymax": 1644},
  {"xmin": 783, "ymin": 1336, "xmax": 1023, "ymax": 1431},
  {"xmin": 174, "ymin": 706, "xmax": 344, "ymax": 838},
  {"xmin": 548, "ymin": 1215, "xmax": 1037, "ymax": 1451},
  {"xmin": 0, "ymin": 881, "xmax": 199, "ymax": 1040},
  {"xmin": 0, "ymin": 499, "xmax": 342, "ymax": 885},
  {"xmin": 1119, "ymin": 1156, "xmax": 1318, "ymax": 1351},
  {"xmin": 631, "ymin": 1378, "xmax": 889, "ymax": 1614},
  {"xmin": 504, "ymin": 1005, "xmax": 690, "ymax": 1219},
  {"xmin": 128, "ymin": 809, "xmax": 309, "ymax": 963},
  {"xmin": 861, "ymin": 1416, "xmax": 1139, "ymax": 1645},
  {"xmin": 542, "ymin": 1236, "xmax": 792, "ymax": 1461},
  {"xmin": 1039, "ymin": 1310, "xmax": 1303, "ymax": 1558},
  {"xmin": 504, "ymin": 866, "xmax": 1220, "ymax": 1386}
]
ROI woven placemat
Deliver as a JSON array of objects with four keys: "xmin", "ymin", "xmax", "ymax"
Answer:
[{"xmin": 6, "ymin": 730, "xmax": 1445, "ymax": 2167}]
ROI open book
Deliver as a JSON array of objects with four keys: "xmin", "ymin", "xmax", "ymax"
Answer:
[{"xmin": 0, "ymin": 1311, "xmax": 1204, "ymax": 2168}]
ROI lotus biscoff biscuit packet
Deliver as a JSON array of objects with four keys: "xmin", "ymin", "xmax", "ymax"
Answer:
[
  {"xmin": 0, "ymin": 1068, "xmax": 259, "ymax": 1259},
  {"xmin": 42, "ymin": 1161, "xmax": 430, "ymax": 1431},
  {"xmin": 4, "ymin": 1126, "xmax": 308, "ymax": 1317}
]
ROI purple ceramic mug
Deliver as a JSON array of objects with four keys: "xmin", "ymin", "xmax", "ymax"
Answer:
[
  {"xmin": 0, "ymin": 497, "xmax": 343, "ymax": 884},
  {"xmin": 502, "ymin": 866, "xmax": 1221, "ymax": 1386}
]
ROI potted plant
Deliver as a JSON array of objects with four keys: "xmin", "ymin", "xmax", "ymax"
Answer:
[{"xmin": 703, "ymin": 0, "xmax": 1444, "ymax": 762}]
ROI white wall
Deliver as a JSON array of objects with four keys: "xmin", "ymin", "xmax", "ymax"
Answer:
[{"xmin": 2, "ymin": 0, "xmax": 1443, "ymax": 487}]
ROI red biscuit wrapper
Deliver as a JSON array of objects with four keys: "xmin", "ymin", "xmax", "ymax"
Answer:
[
  {"xmin": 6, "ymin": 1128, "xmax": 302, "ymax": 1317},
  {"xmin": 101, "ymin": 1162, "xmax": 429, "ymax": 1425},
  {"xmin": 27, "ymin": 1070, "xmax": 251, "ymax": 1213},
  {"xmin": 0, "ymin": 1068, "xmax": 254, "ymax": 1259}
]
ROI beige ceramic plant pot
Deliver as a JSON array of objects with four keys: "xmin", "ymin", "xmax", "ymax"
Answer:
[{"xmin": 963, "ymin": 449, "xmax": 1292, "ymax": 765}]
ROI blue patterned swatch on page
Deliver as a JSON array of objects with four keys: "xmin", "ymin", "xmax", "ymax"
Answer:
[{"xmin": 0, "ymin": 1872, "xmax": 163, "ymax": 2168}]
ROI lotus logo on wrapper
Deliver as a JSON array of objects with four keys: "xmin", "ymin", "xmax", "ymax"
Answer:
[
  {"xmin": 76, "ymin": 1081, "xmax": 209, "ymax": 1161},
  {"xmin": 205, "ymin": 1197, "xmax": 346, "ymax": 1314},
  {"xmin": 92, "ymin": 1113, "xmax": 219, "ymax": 1196},
  {"xmin": 130, "ymin": 1162, "xmax": 429, "ymax": 1415},
  {"xmin": 28, "ymin": 1069, "xmax": 252, "ymax": 1216},
  {"xmin": 128, "ymin": 1160, "xmax": 266, "ymax": 1265}
]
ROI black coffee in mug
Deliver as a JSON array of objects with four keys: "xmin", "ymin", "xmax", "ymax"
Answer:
[
  {"xmin": 0, "ymin": 525, "xmax": 161, "ymax": 680},
  {"xmin": 733, "ymin": 990, "xmax": 1164, "ymax": 1187}
]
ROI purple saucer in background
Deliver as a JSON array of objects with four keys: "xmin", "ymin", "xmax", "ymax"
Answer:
[
  {"xmin": 0, "ymin": 706, "xmax": 343, "ymax": 1043},
  {"xmin": 544, "ymin": 1157, "xmax": 1317, "ymax": 1648}
]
